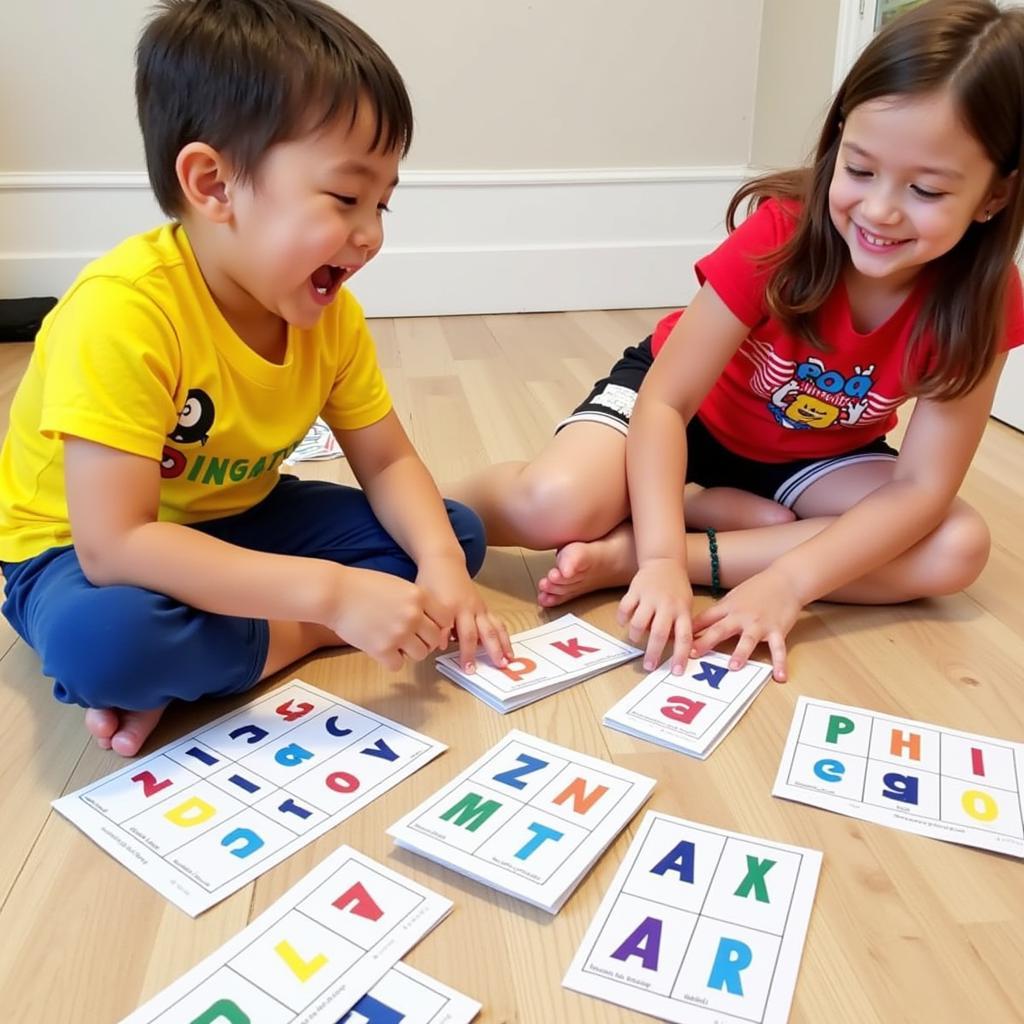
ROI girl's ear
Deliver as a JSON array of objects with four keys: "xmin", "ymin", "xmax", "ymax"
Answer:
[
  {"xmin": 976, "ymin": 169, "xmax": 1018, "ymax": 223},
  {"xmin": 175, "ymin": 143, "xmax": 235, "ymax": 223}
]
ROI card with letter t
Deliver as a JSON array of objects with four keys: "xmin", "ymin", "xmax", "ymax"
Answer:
[{"xmin": 562, "ymin": 811, "xmax": 821, "ymax": 1023}]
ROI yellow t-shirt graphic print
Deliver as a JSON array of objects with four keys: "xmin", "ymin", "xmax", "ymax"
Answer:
[{"xmin": 0, "ymin": 224, "xmax": 392, "ymax": 563}]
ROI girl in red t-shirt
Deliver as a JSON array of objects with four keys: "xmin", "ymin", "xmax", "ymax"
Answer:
[{"xmin": 454, "ymin": 0, "xmax": 1024, "ymax": 681}]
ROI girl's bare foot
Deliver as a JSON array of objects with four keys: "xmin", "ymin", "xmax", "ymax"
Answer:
[
  {"xmin": 84, "ymin": 706, "xmax": 167, "ymax": 757},
  {"xmin": 537, "ymin": 522, "xmax": 638, "ymax": 606}
]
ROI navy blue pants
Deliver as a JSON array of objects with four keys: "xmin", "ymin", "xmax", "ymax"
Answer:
[{"xmin": 0, "ymin": 476, "xmax": 486, "ymax": 711}]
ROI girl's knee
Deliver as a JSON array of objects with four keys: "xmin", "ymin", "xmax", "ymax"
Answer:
[
  {"xmin": 507, "ymin": 465, "xmax": 622, "ymax": 549},
  {"xmin": 926, "ymin": 506, "xmax": 991, "ymax": 595}
]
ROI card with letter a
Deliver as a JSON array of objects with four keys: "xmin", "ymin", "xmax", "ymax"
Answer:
[
  {"xmin": 603, "ymin": 652, "xmax": 773, "ymax": 759},
  {"xmin": 387, "ymin": 730, "xmax": 656, "ymax": 913},
  {"xmin": 52, "ymin": 679, "xmax": 446, "ymax": 915},
  {"xmin": 563, "ymin": 811, "xmax": 821, "ymax": 1024},
  {"xmin": 435, "ymin": 613, "xmax": 642, "ymax": 712},
  {"xmin": 119, "ymin": 845, "xmax": 456, "ymax": 1024},
  {"xmin": 773, "ymin": 696, "xmax": 1024, "ymax": 856}
]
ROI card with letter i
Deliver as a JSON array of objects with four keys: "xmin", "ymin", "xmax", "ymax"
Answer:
[
  {"xmin": 119, "ymin": 845, "xmax": 455, "ymax": 1024},
  {"xmin": 387, "ymin": 730, "xmax": 656, "ymax": 913},
  {"xmin": 562, "ymin": 811, "xmax": 821, "ymax": 1024},
  {"xmin": 603, "ymin": 652, "xmax": 773, "ymax": 759},
  {"xmin": 52, "ymin": 679, "xmax": 447, "ymax": 915},
  {"xmin": 435, "ymin": 613, "xmax": 642, "ymax": 712},
  {"xmin": 772, "ymin": 696, "xmax": 1024, "ymax": 856}
]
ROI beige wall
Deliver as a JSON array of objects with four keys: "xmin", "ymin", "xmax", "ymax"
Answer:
[
  {"xmin": 1, "ymin": 0, "xmax": 768, "ymax": 173},
  {"xmin": 751, "ymin": 0, "xmax": 840, "ymax": 169}
]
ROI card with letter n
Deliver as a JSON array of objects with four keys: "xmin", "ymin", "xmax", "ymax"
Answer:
[
  {"xmin": 562, "ymin": 811, "xmax": 821, "ymax": 1024},
  {"xmin": 435, "ymin": 613, "xmax": 641, "ymax": 712},
  {"xmin": 53, "ymin": 679, "xmax": 447, "ymax": 915},
  {"xmin": 773, "ymin": 696, "xmax": 1024, "ymax": 857},
  {"xmin": 119, "ymin": 846, "xmax": 453, "ymax": 1024},
  {"xmin": 387, "ymin": 730, "xmax": 656, "ymax": 913},
  {"xmin": 603, "ymin": 652, "xmax": 773, "ymax": 759}
]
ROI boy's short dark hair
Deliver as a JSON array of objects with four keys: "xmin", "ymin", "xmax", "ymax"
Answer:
[{"xmin": 136, "ymin": 0, "xmax": 413, "ymax": 217}]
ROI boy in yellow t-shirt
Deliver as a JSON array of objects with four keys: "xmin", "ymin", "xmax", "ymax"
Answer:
[{"xmin": 0, "ymin": 0, "xmax": 511, "ymax": 756}]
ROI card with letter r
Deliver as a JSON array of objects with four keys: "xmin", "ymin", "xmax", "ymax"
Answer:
[
  {"xmin": 118, "ymin": 845, "xmax": 456, "ymax": 1024},
  {"xmin": 434, "ymin": 613, "xmax": 642, "ymax": 712},
  {"xmin": 773, "ymin": 696, "xmax": 1024, "ymax": 856},
  {"xmin": 387, "ymin": 730, "xmax": 656, "ymax": 913},
  {"xmin": 562, "ymin": 811, "xmax": 821, "ymax": 1024},
  {"xmin": 52, "ymin": 679, "xmax": 447, "ymax": 915}
]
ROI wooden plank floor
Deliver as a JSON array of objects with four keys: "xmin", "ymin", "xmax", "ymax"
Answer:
[{"xmin": 1, "ymin": 312, "xmax": 1022, "ymax": 1023}]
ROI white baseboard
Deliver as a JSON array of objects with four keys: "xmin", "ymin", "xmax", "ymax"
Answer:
[{"xmin": 0, "ymin": 167, "xmax": 749, "ymax": 317}]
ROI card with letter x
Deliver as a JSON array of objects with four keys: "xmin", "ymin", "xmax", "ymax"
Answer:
[
  {"xmin": 435, "ymin": 613, "xmax": 642, "ymax": 712},
  {"xmin": 53, "ymin": 679, "xmax": 446, "ymax": 915},
  {"xmin": 387, "ymin": 730, "xmax": 655, "ymax": 913},
  {"xmin": 119, "ymin": 845, "xmax": 454, "ymax": 1024},
  {"xmin": 562, "ymin": 811, "xmax": 821, "ymax": 1024}
]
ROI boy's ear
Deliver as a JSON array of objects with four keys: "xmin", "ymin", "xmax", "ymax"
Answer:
[
  {"xmin": 976, "ymin": 169, "xmax": 1018, "ymax": 222},
  {"xmin": 175, "ymin": 142, "xmax": 235, "ymax": 223}
]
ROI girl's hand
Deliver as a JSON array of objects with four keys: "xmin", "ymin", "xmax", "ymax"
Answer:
[
  {"xmin": 416, "ymin": 554, "xmax": 512, "ymax": 673},
  {"xmin": 617, "ymin": 557, "xmax": 694, "ymax": 673},
  {"xmin": 690, "ymin": 565, "xmax": 801, "ymax": 682}
]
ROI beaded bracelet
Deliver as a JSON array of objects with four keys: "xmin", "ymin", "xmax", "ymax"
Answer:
[{"xmin": 705, "ymin": 527, "xmax": 721, "ymax": 597}]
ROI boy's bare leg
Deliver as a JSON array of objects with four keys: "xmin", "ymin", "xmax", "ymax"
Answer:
[{"xmin": 84, "ymin": 620, "xmax": 341, "ymax": 757}]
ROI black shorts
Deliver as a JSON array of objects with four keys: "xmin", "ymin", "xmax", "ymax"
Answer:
[{"xmin": 556, "ymin": 336, "xmax": 898, "ymax": 508}]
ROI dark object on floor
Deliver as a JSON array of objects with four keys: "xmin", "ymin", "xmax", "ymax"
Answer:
[{"xmin": 0, "ymin": 297, "xmax": 58, "ymax": 341}]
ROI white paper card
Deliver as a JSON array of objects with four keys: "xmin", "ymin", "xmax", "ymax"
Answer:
[
  {"xmin": 563, "ymin": 811, "xmax": 821, "ymax": 1023},
  {"xmin": 388, "ymin": 730, "xmax": 655, "ymax": 913},
  {"xmin": 603, "ymin": 652, "xmax": 773, "ymax": 759},
  {"xmin": 773, "ymin": 696, "xmax": 1024, "ymax": 857},
  {"xmin": 54, "ymin": 680, "xmax": 447, "ymax": 914},
  {"xmin": 436, "ymin": 614, "xmax": 641, "ymax": 712},
  {"xmin": 337, "ymin": 963, "xmax": 480, "ymax": 1024},
  {"xmin": 120, "ymin": 846, "xmax": 453, "ymax": 1024}
]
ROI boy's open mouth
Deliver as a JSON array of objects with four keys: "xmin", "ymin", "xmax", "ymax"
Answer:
[{"xmin": 310, "ymin": 263, "xmax": 346, "ymax": 304}]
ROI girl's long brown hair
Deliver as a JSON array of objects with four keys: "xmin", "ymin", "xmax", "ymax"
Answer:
[{"xmin": 728, "ymin": 0, "xmax": 1024, "ymax": 400}]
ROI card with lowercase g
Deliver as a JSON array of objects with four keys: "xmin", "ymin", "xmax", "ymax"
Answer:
[
  {"xmin": 119, "ymin": 846, "xmax": 452, "ymax": 1024},
  {"xmin": 435, "ymin": 613, "xmax": 642, "ymax": 712},
  {"xmin": 387, "ymin": 730, "xmax": 655, "ymax": 913}
]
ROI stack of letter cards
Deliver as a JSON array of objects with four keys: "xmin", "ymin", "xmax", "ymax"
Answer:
[
  {"xmin": 603, "ymin": 652, "xmax": 774, "ymax": 759},
  {"xmin": 435, "ymin": 613, "xmax": 642, "ymax": 712},
  {"xmin": 563, "ymin": 811, "xmax": 821, "ymax": 1024},
  {"xmin": 773, "ymin": 696, "xmax": 1024, "ymax": 857},
  {"xmin": 120, "ymin": 845, "xmax": 478, "ymax": 1024},
  {"xmin": 53, "ymin": 680, "xmax": 446, "ymax": 915},
  {"xmin": 388, "ymin": 730, "xmax": 656, "ymax": 912}
]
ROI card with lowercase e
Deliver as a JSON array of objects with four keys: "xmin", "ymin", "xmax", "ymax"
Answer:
[
  {"xmin": 387, "ymin": 730, "xmax": 656, "ymax": 913},
  {"xmin": 603, "ymin": 652, "xmax": 773, "ymax": 759},
  {"xmin": 119, "ymin": 846, "xmax": 453, "ymax": 1024},
  {"xmin": 53, "ymin": 680, "xmax": 446, "ymax": 915},
  {"xmin": 563, "ymin": 811, "xmax": 821, "ymax": 1024},
  {"xmin": 773, "ymin": 696, "xmax": 1024, "ymax": 857},
  {"xmin": 435, "ymin": 613, "xmax": 642, "ymax": 712}
]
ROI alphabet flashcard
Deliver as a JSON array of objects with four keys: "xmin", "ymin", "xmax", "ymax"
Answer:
[
  {"xmin": 435, "ymin": 614, "xmax": 641, "ymax": 712},
  {"xmin": 562, "ymin": 811, "xmax": 821, "ymax": 1024},
  {"xmin": 387, "ymin": 730, "xmax": 656, "ymax": 912},
  {"xmin": 603, "ymin": 652, "xmax": 773, "ymax": 759},
  {"xmin": 119, "ymin": 846, "xmax": 454, "ymax": 1024},
  {"xmin": 773, "ymin": 696, "xmax": 1024, "ymax": 857},
  {"xmin": 336, "ymin": 963, "xmax": 480, "ymax": 1024},
  {"xmin": 53, "ymin": 680, "xmax": 447, "ymax": 915}
]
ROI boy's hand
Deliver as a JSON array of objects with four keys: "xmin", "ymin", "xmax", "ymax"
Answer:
[
  {"xmin": 327, "ymin": 567, "xmax": 450, "ymax": 672},
  {"xmin": 617, "ymin": 557, "xmax": 694, "ymax": 674},
  {"xmin": 416, "ymin": 554, "xmax": 512, "ymax": 673},
  {"xmin": 690, "ymin": 565, "xmax": 800, "ymax": 682}
]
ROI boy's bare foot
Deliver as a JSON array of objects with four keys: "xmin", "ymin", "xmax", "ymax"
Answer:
[
  {"xmin": 85, "ymin": 706, "xmax": 167, "ymax": 757},
  {"xmin": 537, "ymin": 522, "xmax": 637, "ymax": 606}
]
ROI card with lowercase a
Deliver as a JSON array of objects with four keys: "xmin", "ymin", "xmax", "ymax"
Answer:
[
  {"xmin": 563, "ymin": 811, "xmax": 821, "ymax": 1024},
  {"xmin": 603, "ymin": 652, "xmax": 773, "ymax": 759},
  {"xmin": 773, "ymin": 696, "xmax": 1024, "ymax": 857},
  {"xmin": 119, "ymin": 846, "xmax": 452, "ymax": 1024},
  {"xmin": 435, "ymin": 613, "xmax": 642, "ymax": 712},
  {"xmin": 387, "ymin": 730, "xmax": 656, "ymax": 913},
  {"xmin": 53, "ymin": 680, "xmax": 446, "ymax": 915}
]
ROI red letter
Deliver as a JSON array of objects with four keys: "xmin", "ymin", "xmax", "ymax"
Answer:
[{"xmin": 332, "ymin": 881, "xmax": 383, "ymax": 921}]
